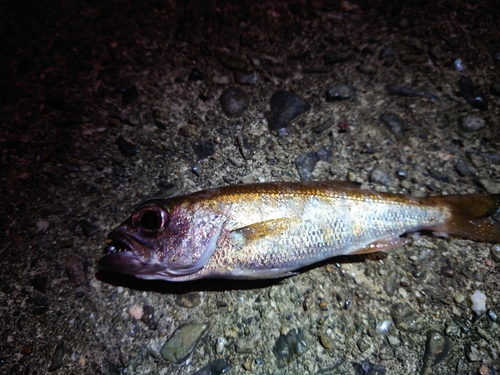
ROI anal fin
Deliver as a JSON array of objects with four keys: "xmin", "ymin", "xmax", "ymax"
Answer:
[{"xmin": 351, "ymin": 236, "xmax": 409, "ymax": 255}]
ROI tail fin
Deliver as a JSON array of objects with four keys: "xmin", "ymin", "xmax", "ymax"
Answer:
[{"xmin": 426, "ymin": 194, "xmax": 500, "ymax": 243}]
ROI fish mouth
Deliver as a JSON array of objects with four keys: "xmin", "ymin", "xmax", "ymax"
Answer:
[{"xmin": 99, "ymin": 230, "xmax": 154, "ymax": 276}]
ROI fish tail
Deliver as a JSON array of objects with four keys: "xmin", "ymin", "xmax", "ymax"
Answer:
[{"xmin": 426, "ymin": 194, "xmax": 500, "ymax": 242}]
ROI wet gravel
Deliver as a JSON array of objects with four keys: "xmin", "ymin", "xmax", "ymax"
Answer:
[{"xmin": 1, "ymin": 0, "xmax": 500, "ymax": 374}]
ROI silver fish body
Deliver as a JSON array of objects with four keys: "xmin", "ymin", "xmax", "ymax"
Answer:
[{"xmin": 99, "ymin": 181, "xmax": 500, "ymax": 281}]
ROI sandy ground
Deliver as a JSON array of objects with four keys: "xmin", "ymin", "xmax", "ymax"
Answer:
[{"xmin": 1, "ymin": 0, "xmax": 499, "ymax": 374}]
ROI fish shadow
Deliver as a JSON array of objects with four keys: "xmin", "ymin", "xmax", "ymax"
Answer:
[{"xmin": 95, "ymin": 252, "xmax": 386, "ymax": 294}]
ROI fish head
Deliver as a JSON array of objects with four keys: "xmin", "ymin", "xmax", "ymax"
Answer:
[{"xmin": 99, "ymin": 198, "xmax": 224, "ymax": 281}]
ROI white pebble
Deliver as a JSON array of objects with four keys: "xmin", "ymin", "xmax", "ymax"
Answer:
[{"xmin": 470, "ymin": 290, "xmax": 487, "ymax": 315}]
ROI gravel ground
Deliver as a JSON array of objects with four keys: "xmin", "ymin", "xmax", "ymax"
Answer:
[{"xmin": 1, "ymin": 0, "xmax": 500, "ymax": 374}]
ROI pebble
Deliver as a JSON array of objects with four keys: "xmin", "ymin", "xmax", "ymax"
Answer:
[
  {"xmin": 458, "ymin": 76, "xmax": 488, "ymax": 111},
  {"xmin": 215, "ymin": 337, "xmax": 227, "ymax": 354},
  {"xmin": 358, "ymin": 63, "xmax": 377, "ymax": 75},
  {"xmin": 380, "ymin": 46, "xmax": 395, "ymax": 58},
  {"xmin": 175, "ymin": 293, "xmax": 201, "ymax": 308},
  {"xmin": 192, "ymin": 359, "xmax": 232, "ymax": 375},
  {"xmin": 295, "ymin": 146, "xmax": 332, "ymax": 181},
  {"xmin": 236, "ymin": 333, "xmax": 261, "ymax": 354},
  {"xmin": 160, "ymin": 323, "xmax": 209, "ymax": 363},
  {"xmin": 115, "ymin": 136, "xmax": 138, "ymax": 156},
  {"xmin": 122, "ymin": 86, "xmax": 139, "ymax": 105},
  {"xmin": 141, "ymin": 305, "xmax": 158, "ymax": 330},
  {"xmin": 65, "ymin": 253, "xmax": 86, "ymax": 286},
  {"xmin": 400, "ymin": 54, "xmax": 426, "ymax": 64},
  {"xmin": 272, "ymin": 328, "xmax": 314, "ymax": 368},
  {"xmin": 323, "ymin": 52, "xmax": 349, "ymax": 64},
  {"xmin": 352, "ymin": 358, "xmax": 386, "ymax": 375},
  {"xmin": 487, "ymin": 309, "xmax": 498, "ymax": 322},
  {"xmin": 30, "ymin": 275, "xmax": 48, "ymax": 294},
  {"xmin": 470, "ymin": 290, "xmax": 487, "ymax": 315},
  {"xmin": 357, "ymin": 337, "xmax": 370, "ymax": 352},
  {"xmin": 390, "ymin": 303, "xmax": 423, "ymax": 332},
  {"xmin": 454, "ymin": 160, "xmax": 475, "ymax": 177},
  {"xmin": 48, "ymin": 341, "xmax": 65, "ymax": 372},
  {"xmin": 188, "ymin": 67, "xmax": 204, "ymax": 81},
  {"xmin": 440, "ymin": 266, "xmax": 454, "ymax": 278},
  {"xmin": 491, "ymin": 244, "xmax": 500, "ymax": 262},
  {"xmin": 79, "ymin": 219, "xmax": 99, "ymax": 237},
  {"xmin": 313, "ymin": 117, "xmax": 334, "ymax": 134},
  {"xmin": 220, "ymin": 87, "xmax": 249, "ymax": 118},
  {"xmin": 490, "ymin": 81, "xmax": 500, "ymax": 97},
  {"xmin": 420, "ymin": 330, "xmax": 449, "ymax": 375},
  {"xmin": 234, "ymin": 70, "xmax": 258, "ymax": 85},
  {"xmin": 369, "ymin": 167, "xmax": 397, "ymax": 187},
  {"xmin": 477, "ymin": 179, "xmax": 500, "ymax": 194},
  {"xmin": 379, "ymin": 113, "xmax": 405, "ymax": 135},
  {"xmin": 326, "ymin": 83, "xmax": 355, "ymax": 101},
  {"xmin": 236, "ymin": 134, "xmax": 259, "ymax": 160},
  {"xmin": 319, "ymin": 334, "xmax": 334, "ymax": 349},
  {"xmin": 454, "ymin": 293, "xmax": 465, "ymax": 304},
  {"xmin": 458, "ymin": 116, "xmax": 486, "ymax": 132},
  {"xmin": 215, "ymin": 51, "xmax": 248, "ymax": 71},
  {"xmin": 267, "ymin": 90, "xmax": 311, "ymax": 133},
  {"xmin": 60, "ymin": 238, "xmax": 73, "ymax": 248}
]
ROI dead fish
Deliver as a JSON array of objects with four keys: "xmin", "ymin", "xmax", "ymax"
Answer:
[{"xmin": 99, "ymin": 181, "xmax": 500, "ymax": 281}]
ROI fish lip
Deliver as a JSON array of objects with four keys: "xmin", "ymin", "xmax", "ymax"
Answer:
[{"xmin": 102, "ymin": 228, "xmax": 153, "ymax": 263}]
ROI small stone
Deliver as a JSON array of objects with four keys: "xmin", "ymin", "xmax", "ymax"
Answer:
[
  {"xmin": 115, "ymin": 136, "xmax": 138, "ymax": 156},
  {"xmin": 420, "ymin": 331, "xmax": 449, "ymax": 375},
  {"xmin": 215, "ymin": 337, "xmax": 227, "ymax": 354},
  {"xmin": 323, "ymin": 52, "xmax": 349, "ymax": 64},
  {"xmin": 234, "ymin": 70, "xmax": 258, "ymax": 85},
  {"xmin": 236, "ymin": 333, "xmax": 261, "ymax": 354},
  {"xmin": 188, "ymin": 67, "xmax": 204, "ymax": 81},
  {"xmin": 243, "ymin": 359, "xmax": 253, "ymax": 371},
  {"xmin": 267, "ymin": 90, "xmax": 311, "ymax": 133},
  {"xmin": 178, "ymin": 125, "xmax": 198, "ymax": 137},
  {"xmin": 369, "ymin": 167, "xmax": 397, "ymax": 187},
  {"xmin": 387, "ymin": 335, "xmax": 400, "ymax": 346},
  {"xmin": 160, "ymin": 323, "xmax": 209, "ymax": 363},
  {"xmin": 454, "ymin": 160, "xmax": 475, "ymax": 177},
  {"xmin": 30, "ymin": 275, "xmax": 48, "ymax": 294},
  {"xmin": 356, "ymin": 338, "xmax": 370, "ymax": 352},
  {"xmin": 390, "ymin": 303, "xmax": 423, "ymax": 332},
  {"xmin": 141, "ymin": 305, "xmax": 158, "ymax": 330},
  {"xmin": 490, "ymin": 81, "xmax": 500, "ymax": 97},
  {"xmin": 454, "ymin": 294, "xmax": 465, "ymax": 304},
  {"xmin": 487, "ymin": 310, "xmax": 498, "ymax": 322},
  {"xmin": 192, "ymin": 359, "xmax": 232, "ymax": 375},
  {"xmin": 79, "ymin": 219, "xmax": 99, "ymax": 237},
  {"xmin": 175, "ymin": 293, "xmax": 201, "ymax": 309},
  {"xmin": 458, "ymin": 116, "xmax": 486, "ymax": 132},
  {"xmin": 216, "ymin": 51, "xmax": 248, "ymax": 71},
  {"xmin": 220, "ymin": 87, "xmax": 249, "ymax": 117},
  {"xmin": 326, "ymin": 83, "xmax": 355, "ymax": 101},
  {"xmin": 48, "ymin": 341, "xmax": 65, "ymax": 372},
  {"xmin": 295, "ymin": 152, "xmax": 319, "ymax": 182},
  {"xmin": 491, "ymin": 244, "xmax": 500, "ymax": 262},
  {"xmin": 65, "ymin": 253, "xmax": 86, "ymax": 286},
  {"xmin": 60, "ymin": 239, "xmax": 73, "ymax": 248},
  {"xmin": 466, "ymin": 344, "xmax": 482, "ymax": 362},
  {"xmin": 272, "ymin": 329, "xmax": 314, "ymax": 368},
  {"xmin": 380, "ymin": 113, "xmax": 405, "ymax": 135},
  {"xmin": 441, "ymin": 266, "xmax": 454, "ymax": 278},
  {"xmin": 122, "ymin": 86, "xmax": 139, "ymax": 105},
  {"xmin": 352, "ymin": 358, "xmax": 386, "ymax": 375},
  {"xmin": 319, "ymin": 334, "xmax": 334, "ymax": 349},
  {"xmin": 477, "ymin": 179, "xmax": 500, "ymax": 194},
  {"xmin": 358, "ymin": 63, "xmax": 377, "ymax": 75},
  {"xmin": 458, "ymin": 76, "xmax": 488, "ymax": 111},
  {"xmin": 470, "ymin": 290, "xmax": 487, "ymax": 315}
]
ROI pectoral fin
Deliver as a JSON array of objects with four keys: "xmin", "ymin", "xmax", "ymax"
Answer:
[{"xmin": 231, "ymin": 217, "xmax": 302, "ymax": 244}]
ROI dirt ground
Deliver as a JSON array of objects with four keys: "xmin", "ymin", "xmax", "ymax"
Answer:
[{"xmin": 1, "ymin": 0, "xmax": 499, "ymax": 374}]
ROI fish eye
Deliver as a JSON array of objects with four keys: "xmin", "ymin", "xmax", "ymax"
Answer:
[
  {"xmin": 140, "ymin": 210, "xmax": 160, "ymax": 231},
  {"xmin": 132, "ymin": 203, "xmax": 168, "ymax": 234}
]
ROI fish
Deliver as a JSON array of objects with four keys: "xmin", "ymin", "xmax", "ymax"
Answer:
[{"xmin": 99, "ymin": 181, "xmax": 500, "ymax": 281}]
